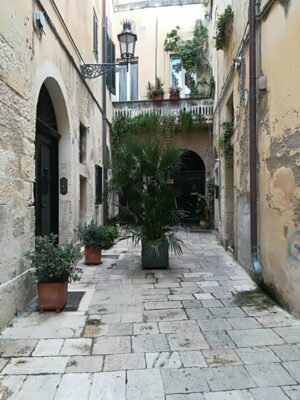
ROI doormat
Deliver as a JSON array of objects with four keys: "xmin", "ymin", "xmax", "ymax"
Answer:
[
  {"xmin": 64, "ymin": 291, "xmax": 86, "ymax": 311},
  {"xmin": 35, "ymin": 291, "xmax": 86, "ymax": 312}
]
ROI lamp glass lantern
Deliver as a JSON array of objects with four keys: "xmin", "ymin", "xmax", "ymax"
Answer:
[{"xmin": 117, "ymin": 21, "xmax": 137, "ymax": 64}]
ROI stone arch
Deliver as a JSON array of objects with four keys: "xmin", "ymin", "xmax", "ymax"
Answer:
[{"xmin": 33, "ymin": 62, "xmax": 73, "ymax": 242}]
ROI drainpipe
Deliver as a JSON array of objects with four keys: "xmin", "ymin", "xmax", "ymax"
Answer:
[
  {"xmin": 249, "ymin": 0, "xmax": 262, "ymax": 276},
  {"xmin": 102, "ymin": 0, "xmax": 107, "ymax": 225}
]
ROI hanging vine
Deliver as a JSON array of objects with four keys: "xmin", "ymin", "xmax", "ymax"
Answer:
[
  {"xmin": 164, "ymin": 22, "xmax": 211, "ymax": 97},
  {"xmin": 214, "ymin": 5, "xmax": 234, "ymax": 51}
]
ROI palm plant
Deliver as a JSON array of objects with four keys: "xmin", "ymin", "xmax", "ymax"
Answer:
[{"xmin": 111, "ymin": 136, "xmax": 185, "ymax": 260}]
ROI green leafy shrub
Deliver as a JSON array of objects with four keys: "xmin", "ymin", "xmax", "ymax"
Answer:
[
  {"xmin": 25, "ymin": 234, "xmax": 81, "ymax": 283},
  {"xmin": 214, "ymin": 5, "xmax": 234, "ymax": 50},
  {"xmin": 78, "ymin": 221, "xmax": 118, "ymax": 250}
]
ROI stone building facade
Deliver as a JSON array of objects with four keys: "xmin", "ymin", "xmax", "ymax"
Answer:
[
  {"xmin": 112, "ymin": 0, "xmax": 214, "ymax": 222},
  {"xmin": 210, "ymin": 0, "xmax": 300, "ymax": 314},
  {"xmin": 0, "ymin": 0, "xmax": 115, "ymax": 328}
]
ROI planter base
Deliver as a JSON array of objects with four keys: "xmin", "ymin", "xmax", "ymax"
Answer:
[
  {"xmin": 142, "ymin": 240, "xmax": 169, "ymax": 269},
  {"xmin": 85, "ymin": 247, "xmax": 102, "ymax": 265},
  {"xmin": 38, "ymin": 282, "xmax": 68, "ymax": 313}
]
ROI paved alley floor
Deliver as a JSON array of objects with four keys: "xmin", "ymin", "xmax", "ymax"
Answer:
[{"xmin": 1, "ymin": 231, "xmax": 300, "ymax": 399}]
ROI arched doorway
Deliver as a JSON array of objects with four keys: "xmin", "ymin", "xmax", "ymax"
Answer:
[
  {"xmin": 35, "ymin": 84, "xmax": 59, "ymax": 237},
  {"xmin": 175, "ymin": 150, "xmax": 206, "ymax": 223}
]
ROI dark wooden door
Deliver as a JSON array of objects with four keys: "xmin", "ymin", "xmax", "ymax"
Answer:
[
  {"xmin": 175, "ymin": 171, "xmax": 206, "ymax": 222},
  {"xmin": 35, "ymin": 119, "xmax": 59, "ymax": 237}
]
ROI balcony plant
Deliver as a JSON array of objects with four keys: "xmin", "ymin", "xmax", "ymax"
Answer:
[
  {"xmin": 111, "ymin": 136, "xmax": 184, "ymax": 269},
  {"xmin": 169, "ymin": 86, "xmax": 181, "ymax": 101},
  {"xmin": 24, "ymin": 234, "xmax": 81, "ymax": 312},
  {"xmin": 78, "ymin": 221, "xmax": 118, "ymax": 265},
  {"xmin": 146, "ymin": 77, "xmax": 165, "ymax": 101}
]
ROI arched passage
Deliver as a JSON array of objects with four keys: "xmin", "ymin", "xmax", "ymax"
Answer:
[
  {"xmin": 35, "ymin": 84, "xmax": 60, "ymax": 237},
  {"xmin": 174, "ymin": 150, "xmax": 206, "ymax": 223}
]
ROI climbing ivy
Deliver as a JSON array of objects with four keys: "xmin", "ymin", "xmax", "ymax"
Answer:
[
  {"xmin": 164, "ymin": 22, "xmax": 210, "ymax": 96},
  {"xmin": 214, "ymin": 5, "xmax": 234, "ymax": 51},
  {"xmin": 218, "ymin": 122, "xmax": 233, "ymax": 158}
]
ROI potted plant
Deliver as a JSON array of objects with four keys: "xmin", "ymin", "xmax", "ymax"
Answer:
[
  {"xmin": 78, "ymin": 221, "xmax": 118, "ymax": 265},
  {"xmin": 169, "ymin": 86, "xmax": 181, "ymax": 101},
  {"xmin": 196, "ymin": 194, "xmax": 209, "ymax": 229},
  {"xmin": 24, "ymin": 234, "xmax": 81, "ymax": 312},
  {"xmin": 146, "ymin": 77, "xmax": 165, "ymax": 102},
  {"xmin": 111, "ymin": 136, "xmax": 184, "ymax": 269}
]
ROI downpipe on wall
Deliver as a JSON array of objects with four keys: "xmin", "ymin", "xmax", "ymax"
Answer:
[{"xmin": 249, "ymin": 0, "xmax": 262, "ymax": 277}]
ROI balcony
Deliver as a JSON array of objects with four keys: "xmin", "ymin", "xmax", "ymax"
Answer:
[{"xmin": 112, "ymin": 98, "xmax": 214, "ymax": 124}]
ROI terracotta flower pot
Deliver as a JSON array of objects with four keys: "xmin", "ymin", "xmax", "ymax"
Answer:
[
  {"xmin": 170, "ymin": 95, "xmax": 180, "ymax": 102},
  {"xmin": 85, "ymin": 247, "xmax": 102, "ymax": 265},
  {"xmin": 37, "ymin": 282, "xmax": 68, "ymax": 313},
  {"xmin": 152, "ymin": 95, "xmax": 163, "ymax": 102}
]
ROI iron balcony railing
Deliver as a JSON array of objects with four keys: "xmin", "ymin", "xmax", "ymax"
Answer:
[{"xmin": 113, "ymin": 98, "xmax": 214, "ymax": 123}]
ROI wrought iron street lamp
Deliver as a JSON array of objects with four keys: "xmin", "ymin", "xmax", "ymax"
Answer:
[{"xmin": 81, "ymin": 21, "xmax": 137, "ymax": 79}]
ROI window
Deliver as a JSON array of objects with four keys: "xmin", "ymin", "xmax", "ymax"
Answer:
[
  {"xmin": 118, "ymin": 61, "xmax": 138, "ymax": 101},
  {"xmin": 93, "ymin": 9, "xmax": 98, "ymax": 63},
  {"xmin": 95, "ymin": 165, "xmax": 103, "ymax": 205},
  {"xmin": 106, "ymin": 34, "xmax": 116, "ymax": 95},
  {"xmin": 79, "ymin": 123, "xmax": 87, "ymax": 164},
  {"xmin": 170, "ymin": 55, "xmax": 194, "ymax": 98}
]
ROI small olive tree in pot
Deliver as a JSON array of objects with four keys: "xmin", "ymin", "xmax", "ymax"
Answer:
[
  {"xmin": 78, "ymin": 221, "xmax": 118, "ymax": 265},
  {"xmin": 25, "ymin": 234, "xmax": 81, "ymax": 312},
  {"xmin": 111, "ymin": 136, "xmax": 184, "ymax": 269}
]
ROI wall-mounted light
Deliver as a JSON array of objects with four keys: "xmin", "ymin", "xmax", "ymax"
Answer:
[
  {"xmin": 233, "ymin": 55, "xmax": 243, "ymax": 70},
  {"xmin": 36, "ymin": 10, "xmax": 46, "ymax": 36},
  {"xmin": 81, "ymin": 20, "xmax": 137, "ymax": 79}
]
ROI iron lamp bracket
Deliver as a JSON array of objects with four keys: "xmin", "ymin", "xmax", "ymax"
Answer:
[{"xmin": 80, "ymin": 63, "xmax": 120, "ymax": 79}]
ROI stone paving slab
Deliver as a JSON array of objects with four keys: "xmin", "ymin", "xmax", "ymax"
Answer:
[{"xmin": 1, "ymin": 232, "xmax": 300, "ymax": 398}]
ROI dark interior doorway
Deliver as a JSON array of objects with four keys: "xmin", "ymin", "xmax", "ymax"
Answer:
[
  {"xmin": 174, "ymin": 150, "xmax": 206, "ymax": 223},
  {"xmin": 35, "ymin": 84, "xmax": 59, "ymax": 237}
]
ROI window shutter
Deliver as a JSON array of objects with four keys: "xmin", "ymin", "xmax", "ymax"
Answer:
[
  {"xmin": 106, "ymin": 35, "xmax": 116, "ymax": 95},
  {"xmin": 95, "ymin": 165, "xmax": 103, "ymax": 204}
]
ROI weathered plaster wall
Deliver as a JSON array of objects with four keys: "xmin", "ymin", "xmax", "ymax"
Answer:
[
  {"xmin": 0, "ymin": 0, "xmax": 112, "ymax": 328},
  {"xmin": 258, "ymin": 1, "xmax": 300, "ymax": 313},
  {"xmin": 211, "ymin": 0, "xmax": 300, "ymax": 314}
]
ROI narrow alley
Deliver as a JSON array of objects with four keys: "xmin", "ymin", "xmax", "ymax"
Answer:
[{"xmin": 1, "ymin": 231, "xmax": 300, "ymax": 399}]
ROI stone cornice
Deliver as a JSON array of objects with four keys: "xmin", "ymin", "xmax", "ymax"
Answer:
[{"xmin": 113, "ymin": 0, "xmax": 202, "ymax": 12}]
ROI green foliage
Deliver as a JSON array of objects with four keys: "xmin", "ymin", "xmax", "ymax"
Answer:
[
  {"xmin": 111, "ymin": 112, "xmax": 206, "ymax": 145},
  {"xmin": 164, "ymin": 22, "xmax": 210, "ymax": 94},
  {"xmin": 164, "ymin": 26, "xmax": 181, "ymax": 51},
  {"xmin": 164, "ymin": 23, "xmax": 208, "ymax": 72},
  {"xmin": 111, "ymin": 115, "xmax": 133, "ymax": 149},
  {"xmin": 24, "ymin": 234, "xmax": 81, "ymax": 283},
  {"xmin": 214, "ymin": 5, "xmax": 234, "ymax": 51},
  {"xmin": 218, "ymin": 122, "xmax": 233, "ymax": 157},
  {"xmin": 179, "ymin": 111, "xmax": 193, "ymax": 132},
  {"xmin": 132, "ymin": 113, "xmax": 160, "ymax": 135},
  {"xmin": 110, "ymin": 136, "xmax": 185, "ymax": 255},
  {"xmin": 161, "ymin": 115, "xmax": 176, "ymax": 144},
  {"xmin": 146, "ymin": 77, "xmax": 165, "ymax": 99},
  {"xmin": 78, "ymin": 221, "xmax": 118, "ymax": 250}
]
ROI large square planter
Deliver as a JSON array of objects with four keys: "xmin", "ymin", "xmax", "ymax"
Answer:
[
  {"xmin": 37, "ymin": 282, "xmax": 68, "ymax": 313},
  {"xmin": 142, "ymin": 239, "xmax": 169, "ymax": 269}
]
